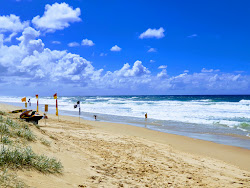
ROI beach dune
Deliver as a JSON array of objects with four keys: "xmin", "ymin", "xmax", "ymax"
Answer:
[{"xmin": 0, "ymin": 103, "xmax": 250, "ymax": 187}]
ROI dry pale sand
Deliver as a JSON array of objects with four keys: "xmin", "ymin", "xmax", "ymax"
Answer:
[{"xmin": 1, "ymin": 103, "xmax": 250, "ymax": 188}]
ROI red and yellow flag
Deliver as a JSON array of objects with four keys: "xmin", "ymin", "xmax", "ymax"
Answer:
[
  {"xmin": 21, "ymin": 97, "xmax": 26, "ymax": 102},
  {"xmin": 36, "ymin": 94, "xmax": 38, "ymax": 99},
  {"xmin": 53, "ymin": 93, "xmax": 57, "ymax": 99}
]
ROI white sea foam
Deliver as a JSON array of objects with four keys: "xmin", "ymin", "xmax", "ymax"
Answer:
[{"xmin": 239, "ymin": 99, "xmax": 250, "ymax": 104}]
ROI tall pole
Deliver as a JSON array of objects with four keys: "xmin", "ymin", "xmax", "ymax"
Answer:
[
  {"xmin": 54, "ymin": 93, "xmax": 59, "ymax": 121},
  {"xmin": 79, "ymin": 105, "xmax": 80, "ymax": 125},
  {"xmin": 56, "ymin": 99, "xmax": 59, "ymax": 121},
  {"xmin": 36, "ymin": 95, "xmax": 39, "ymax": 112},
  {"xmin": 37, "ymin": 99, "xmax": 39, "ymax": 112}
]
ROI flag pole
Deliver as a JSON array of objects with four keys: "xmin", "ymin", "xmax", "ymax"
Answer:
[
  {"xmin": 74, "ymin": 101, "xmax": 80, "ymax": 125},
  {"xmin": 54, "ymin": 93, "xmax": 59, "ymax": 121},
  {"xmin": 56, "ymin": 98, "xmax": 59, "ymax": 121},
  {"xmin": 79, "ymin": 106, "xmax": 80, "ymax": 125},
  {"xmin": 36, "ymin": 95, "xmax": 39, "ymax": 112},
  {"xmin": 21, "ymin": 97, "xmax": 26, "ymax": 109}
]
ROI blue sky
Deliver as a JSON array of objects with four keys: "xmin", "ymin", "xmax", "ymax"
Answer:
[{"xmin": 0, "ymin": 0, "xmax": 250, "ymax": 96}]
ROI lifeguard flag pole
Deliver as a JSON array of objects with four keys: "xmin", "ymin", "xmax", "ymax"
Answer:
[
  {"xmin": 74, "ymin": 101, "xmax": 80, "ymax": 124},
  {"xmin": 21, "ymin": 97, "xmax": 26, "ymax": 109},
  {"xmin": 36, "ymin": 95, "xmax": 39, "ymax": 112},
  {"xmin": 54, "ymin": 93, "xmax": 59, "ymax": 121}
]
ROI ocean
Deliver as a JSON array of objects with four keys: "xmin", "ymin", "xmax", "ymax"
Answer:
[{"xmin": 1, "ymin": 95, "xmax": 250, "ymax": 149}]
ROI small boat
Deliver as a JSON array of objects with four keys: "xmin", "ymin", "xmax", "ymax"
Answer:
[{"xmin": 20, "ymin": 110, "xmax": 44, "ymax": 124}]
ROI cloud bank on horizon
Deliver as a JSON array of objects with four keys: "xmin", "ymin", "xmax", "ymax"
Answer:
[{"xmin": 0, "ymin": 1, "xmax": 249, "ymax": 95}]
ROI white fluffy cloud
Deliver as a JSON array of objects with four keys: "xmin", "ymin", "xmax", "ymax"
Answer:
[
  {"xmin": 187, "ymin": 34, "xmax": 198, "ymax": 38},
  {"xmin": 52, "ymin": 41, "xmax": 61, "ymax": 44},
  {"xmin": 114, "ymin": 61, "xmax": 150, "ymax": 77},
  {"xmin": 0, "ymin": 26, "xmax": 100, "ymax": 86},
  {"xmin": 148, "ymin": 48, "xmax": 157, "ymax": 53},
  {"xmin": 139, "ymin": 27, "xmax": 165, "ymax": 39},
  {"xmin": 4, "ymin": 32, "xmax": 17, "ymax": 42},
  {"xmin": 158, "ymin": 65, "xmax": 167, "ymax": 69},
  {"xmin": 0, "ymin": 14, "xmax": 29, "ymax": 33},
  {"xmin": 110, "ymin": 45, "xmax": 121, "ymax": 52},
  {"xmin": 68, "ymin": 42, "xmax": 80, "ymax": 47},
  {"xmin": 100, "ymin": 53, "xmax": 107, "ymax": 56},
  {"xmin": 81, "ymin": 39, "xmax": 95, "ymax": 46},
  {"xmin": 157, "ymin": 69, "xmax": 167, "ymax": 78},
  {"xmin": 201, "ymin": 68, "xmax": 220, "ymax": 73},
  {"xmin": 32, "ymin": 2, "xmax": 81, "ymax": 32}
]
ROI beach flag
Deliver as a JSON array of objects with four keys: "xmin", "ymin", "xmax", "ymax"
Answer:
[
  {"xmin": 36, "ymin": 94, "xmax": 39, "ymax": 112},
  {"xmin": 53, "ymin": 93, "xmax": 57, "ymax": 99},
  {"xmin": 21, "ymin": 97, "xmax": 26, "ymax": 102},
  {"xmin": 74, "ymin": 101, "xmax": 81, "ymax": 124},
  {"xmin": 74, "ymin": 101, "xmax": 80, "ymax": 109},
  {"xmin": 54, "ymin": 93, "xmax": 58, "ymax": 116}
]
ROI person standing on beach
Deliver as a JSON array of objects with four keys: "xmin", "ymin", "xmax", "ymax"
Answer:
[{"xmin": 145, "ymin": 113, "xmax": 148, "ymax": 128}]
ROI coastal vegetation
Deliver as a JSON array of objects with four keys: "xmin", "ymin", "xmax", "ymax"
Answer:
[{"xmin": 0, "ymin": 111, "xmax": 63, "ymax": 187}]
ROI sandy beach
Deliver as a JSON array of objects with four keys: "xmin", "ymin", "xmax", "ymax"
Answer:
[{"xmin": 0, "ymin": 103, "xmax": 250, "ymax": 187}]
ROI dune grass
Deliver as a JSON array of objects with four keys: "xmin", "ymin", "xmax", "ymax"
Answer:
[
  {"xmin": 40, "ymin": 138, "xmax": 51, "ymax": 146},
  {"xmin": 0, "ymin": 168, "xmax": 27, "ymax": 188},
  {"xmin": 0, "ymin": 112, "xmax": 63, "ymax": 186},
  {"xmin": 0, "ymin": 111, "xmax": 6, "ymax": 116},
  {"xmin": 0, "ymin": 116, "xmax": 36, "ymax": 142},
  {"xmin": 0, "ymin": 146, "xmax": 63, "ymax": 173}
]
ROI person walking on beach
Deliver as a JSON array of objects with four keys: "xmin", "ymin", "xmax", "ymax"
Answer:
[{"xmin": 145, "ymin": 113, "xmax": 147, "ymax": 119}]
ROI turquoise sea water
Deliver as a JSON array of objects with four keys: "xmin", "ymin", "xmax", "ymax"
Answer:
[{"xmin": 1, "ymin": 95, "xmax": 250, "ymax": 149}]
